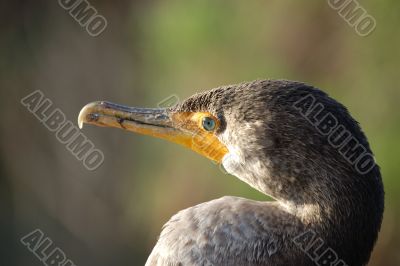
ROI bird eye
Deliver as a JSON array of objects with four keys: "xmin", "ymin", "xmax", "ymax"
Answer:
[{"xmin": 202, "ymin": 117, "xmax": 216, "ymax": 131}]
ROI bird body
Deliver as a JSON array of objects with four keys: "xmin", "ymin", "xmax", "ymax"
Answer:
[
  {"xmin": 146, "ymin": 197, "xmax": 305, "ymax": 266},
  {"xmin": 79, "ymin": 80, "xmax": 384, "ymax": 266}
]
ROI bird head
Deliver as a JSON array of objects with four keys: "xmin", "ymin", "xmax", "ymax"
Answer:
[{"xmin": 78, "ymin": 80, "xmax": 382, "ymax": 208}]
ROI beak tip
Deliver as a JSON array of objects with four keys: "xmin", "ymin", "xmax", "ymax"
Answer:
[
  {"xmin": 78, "ymin": 108, "xmax": 86, "ymax": 129},
  {"xmin": 78, "ymin": 102, "xmax": 99, "ymax": 129}
]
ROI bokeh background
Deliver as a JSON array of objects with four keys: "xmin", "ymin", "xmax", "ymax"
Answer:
[{"xmin": 1, "ymin": 0, "xmax": 399, "ymax": 265}]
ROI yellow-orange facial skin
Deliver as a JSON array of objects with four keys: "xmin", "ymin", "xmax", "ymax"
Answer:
[
  {"xmin": 78, "ymin": 102, "xmax": 228, "ymax": 163},
  {"xmin": 170, "ymin": 112, "xmax": 229, "ymax": 163}
]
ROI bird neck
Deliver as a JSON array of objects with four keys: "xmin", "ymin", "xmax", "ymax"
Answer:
[
  {"xmin": 252, "ymin": 165, "xmax": 382, "ymax": 265},
  {"xmin": 222, "ymin": 150, "xmax": 383, "ymax": 231}
]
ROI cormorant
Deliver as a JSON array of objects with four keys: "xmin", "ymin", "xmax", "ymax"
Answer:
[{"xmin": 78, "ymin": 80, "xmax": 384, "ymax": 266}]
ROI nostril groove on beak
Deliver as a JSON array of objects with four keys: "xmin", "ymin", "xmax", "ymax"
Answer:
[{"xmin": 117, "ymin": 117, "xmax": 126, "ymax": 129}]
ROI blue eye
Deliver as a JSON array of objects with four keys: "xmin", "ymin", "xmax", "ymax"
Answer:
[{"xmin": 202, "ymin": 117, "xmax": 216, "ymax": 131}]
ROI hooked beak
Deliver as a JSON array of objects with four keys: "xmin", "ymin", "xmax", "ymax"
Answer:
[{"xmin": 78, "ymin": 101, "xmax": 228, "ymax": 162}]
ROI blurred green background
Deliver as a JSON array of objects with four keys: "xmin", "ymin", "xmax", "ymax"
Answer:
[{"xmin": 1, "ymin": 0, "xmax": 399, "ymax": 265}]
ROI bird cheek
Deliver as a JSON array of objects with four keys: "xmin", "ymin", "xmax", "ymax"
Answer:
[{"xmin": 221, "ymin": 148, "xmax": 245, "ymax": 177}]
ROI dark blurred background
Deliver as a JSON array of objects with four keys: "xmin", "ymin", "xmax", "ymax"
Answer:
[{"xmin": 1, "ymin": 0, "xmax": 399, "ymax": 265}]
